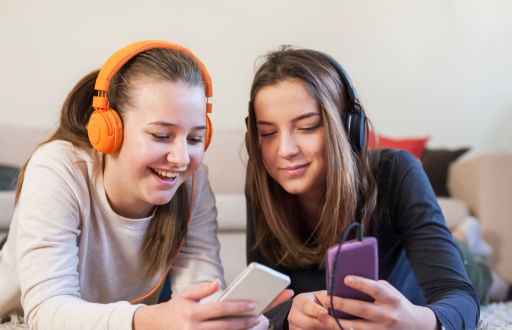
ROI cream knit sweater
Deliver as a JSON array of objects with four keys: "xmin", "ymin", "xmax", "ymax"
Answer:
[{"xmin": 0, "ymin": 141, "xmax": 225, "ymax": 329}]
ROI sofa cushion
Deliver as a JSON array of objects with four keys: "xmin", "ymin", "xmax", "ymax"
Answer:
[
  {"xmin": 421, "ymin": 148, "xmax": 469, "ymax": 197},
  {"xmin": 0, "ymin": 191, "xmax": 16, "ymax": 230},
  {"xmin": 368, "ymin": 131, "xmax": 429, "ymax": 158},
  {"xmin": 0, "ymin": 124, "xmax": 52, "ymax": 168},
  {"xmin": 216, "ymin": 194, "xmax": 246, "ymax": 231},
  {"xmin": 203, "ymin": 129, "xmax": 247, "ymax": 194}
]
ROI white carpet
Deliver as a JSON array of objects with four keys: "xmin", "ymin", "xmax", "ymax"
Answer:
[
  {"xmin": 477, "ymin": 302, "xmax": 512, "ymax": 329},
  {"xmin": 2, "ymin": 302, "xmax": 512, "ymax": 329},
  {"xmin": 0, "ymin": 315, "xmax": 24, "ymax": 330}
]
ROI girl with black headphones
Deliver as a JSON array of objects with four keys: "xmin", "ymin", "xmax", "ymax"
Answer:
[{"xmin": 244, "ymin": 46, "xmax": 481, "ymax": 330}]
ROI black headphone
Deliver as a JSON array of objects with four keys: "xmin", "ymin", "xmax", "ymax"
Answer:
[
  {"xmin": 311, "ymin": 50, "xmax": 366, "ymax": 150},
  {"xmin": 245, "ymin": 50, "xmax": 367, "ymax": 151}
]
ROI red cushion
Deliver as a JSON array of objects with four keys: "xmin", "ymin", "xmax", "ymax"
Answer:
[{"xmin": 368, "ymin": 131, "xmax": 429, "ymax": 158}]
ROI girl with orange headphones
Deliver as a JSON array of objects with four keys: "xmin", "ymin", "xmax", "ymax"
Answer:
[{"xmin": 0, "ymin": 41, "xmax": 291, "ymax": 330}]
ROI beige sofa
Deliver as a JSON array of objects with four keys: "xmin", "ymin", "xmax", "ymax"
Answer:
[
  {"xmin": 2, "ymin": 124, "xmax": 512, "ymax": 286},
  {"xmin": 448, "ymin": 155, "xmax": 512, "ymax": 283}
]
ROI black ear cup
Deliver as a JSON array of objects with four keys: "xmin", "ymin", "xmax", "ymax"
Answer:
[
  {"xmin": 245, "ymin": 113, "xmax": 251, "ymax": 161},
  {"xmin": 344, "ymin": 109, "xmax": 366, "ymax": 151},
  {"xmin": 245, "ymin": 132, "xmax": 251, "ymax": 161}
]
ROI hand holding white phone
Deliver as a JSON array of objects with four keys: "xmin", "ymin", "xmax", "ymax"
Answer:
[{"xmin": 216, "ymin": 262, "xmax": 291, "ymax": 316}]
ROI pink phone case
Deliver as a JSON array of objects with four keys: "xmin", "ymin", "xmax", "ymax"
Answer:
[{"xmin": 325, "ymin": 236, "xmax": 378, "ymax": 319}]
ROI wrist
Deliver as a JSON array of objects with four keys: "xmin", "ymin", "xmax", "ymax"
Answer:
[
  {"xmin": 133, "ymin": 305, "xmax": 157, "ymax": 330},
  {"xmin": 415, "ymin": 306, "xmax": 439, "ymax": 330}
]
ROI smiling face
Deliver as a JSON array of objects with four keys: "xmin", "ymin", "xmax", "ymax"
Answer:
[
  {"xmin": 254, "ymin": 79, "xmax": 326, "ymax": 201},
  {"xmin": 103, "ymin": 79, "xmax": 206, "ymax": 219}
]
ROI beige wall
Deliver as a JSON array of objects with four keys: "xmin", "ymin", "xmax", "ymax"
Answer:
[{"xmin": 1, "ymin": 0, "xmax": 512, "ymax": 156}]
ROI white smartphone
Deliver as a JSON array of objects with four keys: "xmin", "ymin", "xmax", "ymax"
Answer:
[{"xmin": 216, "ymin": 262, "xmax": 291, "ymax": 316}]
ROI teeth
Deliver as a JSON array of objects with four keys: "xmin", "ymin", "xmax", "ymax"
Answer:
[{"xmin": 151, "ymin": 168, "xmax": 179, "ymax": 178}]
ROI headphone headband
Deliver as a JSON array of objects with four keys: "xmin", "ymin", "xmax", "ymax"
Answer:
[
  {"xmin": 311, "ymin": 51, "xmax": 358, "ymax": 105},
  {"xmin": 93, "ymin": 40, "xmax": 213, "ymax": 111},
  {"xmin": 307, "ymin": 50, "xmax": 366, "ymax": 150}
]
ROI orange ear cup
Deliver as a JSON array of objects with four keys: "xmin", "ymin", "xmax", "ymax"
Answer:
[
  {"xmin": 204, "ymin": 114, "xmax": 213, "ymax": 151},
  {"xmin": 88, "ymin": 108, "xmax": 123, "ymax": 154}
]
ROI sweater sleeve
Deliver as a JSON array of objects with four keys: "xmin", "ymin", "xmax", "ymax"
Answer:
[
  {"xmin": 170, "ymin": 164, "xmax": 226, "ymax": 303},
  {"xmin": 16, "ymin": 145, "xmax": 141, "ymax": 330},
  {"xmin": 384, "ymin": 150, "xmax": 480, "ymax": 330}
]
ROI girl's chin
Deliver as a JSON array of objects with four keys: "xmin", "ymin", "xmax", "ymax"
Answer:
[
  {"xmin": 145, "ymin": 191, "xmax": 176, "ymax": 206},
  {"xmin": 279, "ymin": 178, "xmax": 324, "ymax": 196},
  {"xmin": 280, "ymin": 182, "xmax": 310, "ymax": 195}
]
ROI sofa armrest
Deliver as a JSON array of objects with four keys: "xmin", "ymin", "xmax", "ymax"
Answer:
[{"xmin": 448, "ymin": 154, "xmax": 512, "ymax": 282}]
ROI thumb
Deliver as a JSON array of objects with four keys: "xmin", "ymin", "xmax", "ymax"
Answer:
[{"xmin": 178, "ymin": 279, "xmax": 221, "ymax": 302}]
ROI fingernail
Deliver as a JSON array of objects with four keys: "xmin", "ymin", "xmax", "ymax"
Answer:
[
  {"xmin": 346, "ymin": 276, "xmax": 354, "ymax": 285},
  {"xmin": 210, "ymin": 279, "xmax": 219, "ymax": 288},
  {"xmin": 319, "ymin": 315, "xmax": 327, "ymax": 323},
  {"xmin": 247, "ymin": 302, "xmax": 256, "ymax": 310},
  {"xmin": 251, "ymin": 317, "xmax": 260, "ymax": 325}
]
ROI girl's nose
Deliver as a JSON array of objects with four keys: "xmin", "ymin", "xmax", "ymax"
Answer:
[
  {"xmin": 278, "ymin": 133, "xmax": 300, "ymax": 159},
  {"xmin": 167, "ymin": 138, "xmax": 190, "ymax": 168}
]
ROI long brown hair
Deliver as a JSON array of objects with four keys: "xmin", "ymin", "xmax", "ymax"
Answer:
[
  {"xmin": 15, "ymin": 49, "xmax": 205, "ymax": 276},
  {"xmin": 246, "ymin": 46, "xmax": 379, "ymax": 268}
]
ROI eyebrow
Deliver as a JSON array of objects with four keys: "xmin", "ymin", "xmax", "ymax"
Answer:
[
  {"xmin": 256, "ymin": 112, "xmax": 320, "ymax": 126},
  {"xmin": 148, "ymin": 121, "xmax": 207, "ymax": 130}
]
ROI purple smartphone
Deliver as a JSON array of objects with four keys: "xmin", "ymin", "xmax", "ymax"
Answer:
[{"xmin": 325, "ymin": 236, "xmax": 379, "ymax": 319}]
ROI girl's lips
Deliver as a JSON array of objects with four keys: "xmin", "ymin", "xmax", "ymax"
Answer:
[
  {"xmin": 280, "ymin": 163, "xmax": 310, "ymax": 176},
  {"xmin": 149, "ymin": 167, "xmax": 180, "ymax": 188}
]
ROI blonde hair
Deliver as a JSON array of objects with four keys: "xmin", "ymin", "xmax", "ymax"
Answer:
[
  {"xmin": 15, "ymin": 49, "xmax": 205, "ymax": 276},
  {"xmin": 246, "ymin": 46, "xmax": 379, "ymax": 268}
]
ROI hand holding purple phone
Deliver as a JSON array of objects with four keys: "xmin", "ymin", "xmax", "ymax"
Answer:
[
  {"xmin": 317, "ymin": 276, "xmax": 439, "ymax": 330},
  {"xmin": 325, "ymin": 236, "xmax": 379, "ymax": 319},
  {"xmin": 321, "ymin": 234, "xmax": 439, "ymax": 330}
]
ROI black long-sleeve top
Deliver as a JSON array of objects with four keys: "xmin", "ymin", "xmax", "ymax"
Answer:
[{"xmin": 245, "ymin": 149, "xmax": 479, "ymax": 330}]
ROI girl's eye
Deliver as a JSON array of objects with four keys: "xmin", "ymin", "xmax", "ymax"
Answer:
[
  {"xmin": 259, "ymin": 132, "xmax": 276, "ymax": 137},
  {"xmin": 299, "ymin": 126, "xmax": 319, "ymax": 132},
  {"xmin": 188, "ymin": 137, "xmax": 203, "ymax": 144},
  {"xmin": 152, "ymin": 134, "xmax": 168, "ymax": 140}
]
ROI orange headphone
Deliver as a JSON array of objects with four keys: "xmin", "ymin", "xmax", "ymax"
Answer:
[
  {"xmin": 89, "ymin": 41, "xmax": 213, "ymax": 304},
  {"xmin": 88, "ymin": 40, "xmax": 213, "ymax": 154}
]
